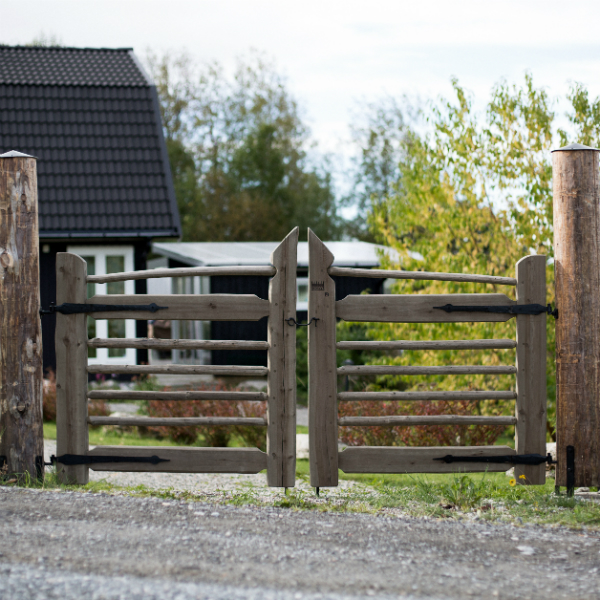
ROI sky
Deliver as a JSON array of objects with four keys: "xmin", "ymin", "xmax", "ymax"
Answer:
[{"xmin": 2, "ymin": 0, "xmax": 600, "ymax": 156}]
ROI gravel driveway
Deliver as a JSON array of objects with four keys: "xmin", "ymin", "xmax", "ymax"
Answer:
[{"xmin": 1, "ymin": 486, "xmax": 599, "ymax": 600}]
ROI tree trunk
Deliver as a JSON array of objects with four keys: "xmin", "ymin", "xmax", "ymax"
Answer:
[{"xmin": 0, "ymin": 151, "xmax": 44, "ymax": 481}]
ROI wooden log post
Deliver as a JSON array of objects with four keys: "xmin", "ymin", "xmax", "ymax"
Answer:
[
  {"xmin": 0, "ymin": 151, "xmax": 44, "ymax": 481},
  {"xmin": 553, "ymin": 143, "xmax": 600, "ymax": 487},
  {"xmin": 308, "ymin": 229, "xmax": 338, "ymax": 487},
  {"xmin": 515, "ymin": 255, "xmax": 547, "ymax": 485},
  {"xmin": 55, "ymin": 253, "xmax": 89, "ymax": 484},
  {"xmin": 267, "ymin": 227, "xmax": 298, "ymax": 487}
]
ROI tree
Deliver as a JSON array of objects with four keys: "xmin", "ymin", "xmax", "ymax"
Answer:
[
  {"xmin": 147, "ymin": 51, "xmax": 341, "ymax": 241},
  {"xmin": 348, "ymin": 74, "xmax": 600, "ymax": 440}
]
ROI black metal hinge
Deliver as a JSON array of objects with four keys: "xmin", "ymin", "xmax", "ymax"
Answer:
[
  {"xmin": 40, "ymin": 302, "xmax": 168, "ymax": 316},
  {"xmin": 434, "ymin": 303, "xmax": 558, "ymax": 319},
  {"xmin": 434, "ymin": 453, "xmax": 556, "ymax": 466},
  {"xmin": 48, "ymin": 454, "xmax": 170, "ymax": 466}
]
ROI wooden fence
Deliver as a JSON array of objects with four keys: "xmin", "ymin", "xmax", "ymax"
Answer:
[
  {"xmin": 307, "ymin": 229, "xmax": 547, "ymax": 487},
  {"xmin": 55, "ymin": 228, "xmax": 298, "ymax": 487}
]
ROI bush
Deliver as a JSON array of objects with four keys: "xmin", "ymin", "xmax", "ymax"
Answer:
[
  {"xmin": 43, "ymin": 369, "xmax": 110, "ymax": 423},
  {"xmin": 338, "ymin": 400, "xmax": 505, "ymax": 447},
  {"xmin": 146, "ymin": 382, "xmax": 267, "ymax": 449}
]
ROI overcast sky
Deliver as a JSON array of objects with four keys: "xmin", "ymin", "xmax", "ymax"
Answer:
[{"xmin": 2, "ymin": 0, "xmax": 600, "ymax": 154}]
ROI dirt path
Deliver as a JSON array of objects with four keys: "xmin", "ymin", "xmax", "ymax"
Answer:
[{"xmin": 1, "ymin": 487, "xmax": 599, "ymax": 600}]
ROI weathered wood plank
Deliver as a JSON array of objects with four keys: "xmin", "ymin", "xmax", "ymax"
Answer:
[
  {"xmin": 267, "ymin": 228, "xmax": 298, "ymax": 487},
  {"xmin": 515, "ymin": 255, "xmax": 547, "ymax": 485},
  {"xmin": 88, "ymin": 390, "xmax": 267, "ymax": 401},
  {"xmin": 88, "ymin": 416, "xmax": 267, "ymax": 427},
  {"xmin": 87, "ymin": 364, "xmax": 268, "ymax": 377},
  {"xmin": 308, "ymin": 230, "xmax": 339, "ymax": 487},
  {"xmin": 338, "ymin": 446, "xmax": 516, "ymax": 474},
  {"xmin": 88, "ymin": 338, "xmax": 270, "ymax": 351},
  {"xmin": 337, "ymin": 365, "xmax": 517, "ymax": 376},
  {"xmin": 554, "ymin": 146, "xmax": 600, "ymax": 487},
  {"xmin": 338, "ymin": 390, "xmax": 517, "ymax": 401},
  {"xmin": 336, "ymin": 339, "xmax": 517, "ymax": 351},
  {"xmin": 336, "ymin": 293, "xmax": 515, "ymax": 323},
  {"xmin": 88, "ymin": 265, "xmax": 276, "ymax": 283},
  {"xmin": 86, "ymin": 294, "xmax": 270, "ymax": 321},
  {"xmin": 0, "ymin": 153, "xmax": 44, "ymax": 481},
  {"xmin": 55, "ymin": 253, "xmax": 89, "ymax": 484},
  {"xmin": 329, "ymin": 266, "xmax": 517, "ymax": 286},
  {"xmin": 86, "ymin": 446, "xmax": 267, "ymax": 473},
  {"xmin": 338, "ymin": 416, "xmax": 517, "ymax": 426}
]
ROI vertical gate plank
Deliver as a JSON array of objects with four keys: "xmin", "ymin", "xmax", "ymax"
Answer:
[
  {"xmin": 515, "ymin": 255, "xmax": 547, "ymax": 485},
  {"xmin": 267, "ymin": 228, "xmax": 298, "ymax": 487},
  {"xmin": 55, "ymin": 253, "xmax": 89, "ymax": 484},
  {"xmin": 308, "ymin": 229, "xmax": 338, "ymax": 487}
]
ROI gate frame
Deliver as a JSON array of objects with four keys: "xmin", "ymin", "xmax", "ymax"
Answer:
[
  {"xmin": 55, "ymin": 228, "xmax": 298, "ymax": 486},
  {"xmin": 307, "ymin": 229, "xmax": 547, "ymax": 487}
]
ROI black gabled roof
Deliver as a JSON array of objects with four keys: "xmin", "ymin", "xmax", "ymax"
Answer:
[{"xmin": 0, "ymin": 46, "xmax": 181, "ymax": 239}]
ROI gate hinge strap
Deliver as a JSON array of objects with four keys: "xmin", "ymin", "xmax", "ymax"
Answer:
[
  {"xmin": 434, "ymin": 453, "xmax": 555, "ymax": 466},
  {"xmin": 48, "ymin": 454, "xmax": 170, "ymax": 466},
  {"xmin": 434, "ymin": 303, "xmax": 558, "ymax": 319},
  {"xmin": 40, "ymin": 302, "xmax": 168, "ymax": 316}
]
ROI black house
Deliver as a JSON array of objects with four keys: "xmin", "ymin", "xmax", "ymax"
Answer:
[{"xmin": 0, "ymin": 46, "xmax": 181, "ymax": 372}]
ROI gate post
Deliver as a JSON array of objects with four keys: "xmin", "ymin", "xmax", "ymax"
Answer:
[
  {"xmin": 267, "ymin": 228, "xmax": 298, "ymax": 487},
  {"xmin": 515, "ymin": 255, "xmax": 547, "ymax": 485},
  {"xmin": 553, "ymin": 143, "xmax": 600, "ymax": 488},
  {"xmin": 308, "ymin": 229, "xmax": 338, "ymax": 487},
  {"xmin": 0, "ymin": 151, "xmax": 44, "ymax": 481},
  {"xmin": 55, "ymin": 253, "xmax": 89, "ymax": 484}
]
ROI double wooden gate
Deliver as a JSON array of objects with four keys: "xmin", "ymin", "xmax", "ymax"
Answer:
[{"xmin": 55, "ymin": 227, "xmax": 547, "ymax": 487}]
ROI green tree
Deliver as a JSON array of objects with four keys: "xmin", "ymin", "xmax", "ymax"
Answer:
[
  {"xmin": 148, "ymin": 51, "xmax": 340, "ymax": 241},
  {"xmin": 349, "ymin": 75, "xmax": 600, "ymax": 439}
]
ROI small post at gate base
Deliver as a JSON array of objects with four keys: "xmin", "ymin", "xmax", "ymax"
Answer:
[
  {"xmin": 553, "ymin": 143, "xmax": 600, "ymax": 488},
  {"xmin": 0, "ymin": 151, "xmax": 44, "ymax": 482},
  {"xmin": 55, "ymin": 253, "xmax": 89, "ymax": 485}
]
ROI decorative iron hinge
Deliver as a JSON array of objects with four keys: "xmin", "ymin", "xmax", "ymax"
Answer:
[
  {"xmin": 40, "ymin": 302, "xmax": 168, "ymax": 316},
  {"xmin": 434, "ymin": 303, "xmax": 558, "ymax": 319},
  {"xmin": 49, "ymin": 454, "xmax": 170, "ymax": 466},
  {"xmin": 434, "ymin": 453, "xmax": 556, "ymax": 466}
]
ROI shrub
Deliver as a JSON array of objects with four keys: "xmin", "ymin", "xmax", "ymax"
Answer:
[
  {"xmin": 338, "ymin": 400, "xmax": 505, "ymax": 447},
  {"xmin": 146, "ymin": 382, "xmax": 267, "ymax": 449}
]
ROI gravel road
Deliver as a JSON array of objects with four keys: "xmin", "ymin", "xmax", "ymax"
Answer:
[{"xmin": 1, "ymin": 486, "xmax": 599, "ymax": 600}]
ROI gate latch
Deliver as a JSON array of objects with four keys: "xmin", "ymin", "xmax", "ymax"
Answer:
[
  {"xmin": 40, "ymin": 302, "xmax": 168, "ymax": 316},
  {"xmin": 434, "ymin": 303, "xmax": 558, "ymax": 319},
  {"xmin": 285, "ymin": 317, "xmax": 319, "ymax": 328}
]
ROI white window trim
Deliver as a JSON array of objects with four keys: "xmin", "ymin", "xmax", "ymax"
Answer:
[
  {"xmin": 297, "ymin": 277, "xmax": 308, "ymax": 311},
  {"xmin": 67, "ymin": 245, "xmax": 136, "ymax": 365}
]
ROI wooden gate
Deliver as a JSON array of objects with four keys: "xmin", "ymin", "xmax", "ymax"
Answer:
[
  {"xmin": 55, "ymin": 228, "xmax": 298, "ymax": 487},
  {"xmin": 307, "ymin": 229, "xmax": 547, "ymax": 487}
]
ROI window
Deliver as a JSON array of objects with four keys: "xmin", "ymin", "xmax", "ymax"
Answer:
[
  {"xmin": 297, "ymin": 277, "xmax": 308, "ymax": 311},
  {"xmin": 68, "ymin": 246, "xmax": 136, "ymax": 365}
]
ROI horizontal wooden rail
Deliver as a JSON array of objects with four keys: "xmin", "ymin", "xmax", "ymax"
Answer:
[
  {"xmin": 88, "ymin": 265, "xmax": 277, "ymax": 283},
  {"xmin": 336, "ymin": 339, "xmax": 517, "ymax": 351},
  {"xmin": 88, "ymin": 416, "xmax": 267, "ymax": 427},
  {"xmin": 86, "ymin": 446, "xmax": 267, "ymax": 473},
  {"xmin": 338, "ymin": 446, "xmax": 516, "ymax": 474},
  {"xmin": 337, "ymin": 365, "xmax": 517, "ymax": 376},
  {"xmin": 328, "ymin": 266, "xmax": 517, "ymax": 286},
  {"xmin": 86, "ymin": 294, "xmax": 269, "ymax": 321},
  {"xmin": 88, "ymin": 338, "xmax": 270, "ymax": 351},
  {"xmin": 338, "ymin": 415, "xmax": 517, "ymax": 426},
  {"xmin": 88, "ymin": 364, "xmax": 268, "ymax": 377},
  {"xmin": 88, "ymin": 390, "xmax": 267, "ymax": 401},
  {"xmin": 336, "ymin": 293, "xmax": 515, "ymax": 323},
  {"xmin": 338, "ymin": 390, "xmax": 517, "ymax": 401}
]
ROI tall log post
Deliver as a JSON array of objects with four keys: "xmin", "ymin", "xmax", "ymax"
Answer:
[
  {"xmin": 553, "ymin": 143, "xmax": 600, "ymax": 487},
  {"xmin": 0, "ymin": 151, "xmax": 44, "ymax": 481}
]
